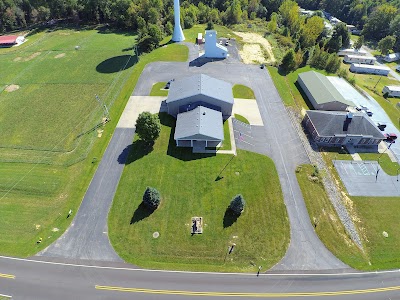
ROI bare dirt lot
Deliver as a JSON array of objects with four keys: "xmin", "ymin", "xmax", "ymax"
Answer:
[
  {"xmin": 55, "ymin": 53, "xmax": 66, "ymax": 58},
  {"xmin": 233, "ymin": 32, "xmax": 276, "ymax": 64}
]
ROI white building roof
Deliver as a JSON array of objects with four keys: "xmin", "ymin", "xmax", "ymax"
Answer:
[
  {"xmin": 351, "ymin": 63, "xmax": 390, "ymax": 71},
  {"xmin": 384, "ymin": 86, "xmax": 400, "ymax": 92},
  {"xmin": 327, "ymin": 76, "xmax": 365, "ymax": 105},
  {"xmin": 345, "ymin": 54, "xmax": 376, "ymax": 60}
]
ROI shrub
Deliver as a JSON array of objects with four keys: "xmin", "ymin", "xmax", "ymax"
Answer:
[
  {"xmin": 143, "ymin": 187, "xmax": 161, "ymax": 210},
  {"xmin": 229, "ymin": 194, "xmax": 245, "ymax": 215}
]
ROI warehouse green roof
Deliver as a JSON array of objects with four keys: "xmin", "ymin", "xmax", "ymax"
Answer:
[{"xmin": 298, "ymin": 71, "xmax": 355, "ymax": 107}]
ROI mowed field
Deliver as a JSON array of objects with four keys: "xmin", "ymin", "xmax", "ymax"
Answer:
[
  {"xmin": 0, "ymin": 26, "xmax": 138, "ymax": 256},
  {"xmin": 109, "ymin": 114, "xmax": 289, "ymax": 272}
]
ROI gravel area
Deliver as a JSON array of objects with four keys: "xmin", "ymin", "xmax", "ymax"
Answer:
[{"xmin": 286, "ymin": 107, "xmax": 363, "ymax": 250}]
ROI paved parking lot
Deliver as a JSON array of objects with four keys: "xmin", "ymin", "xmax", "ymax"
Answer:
[{"xmin": 334, "ymin": 160, "xmax": 400, "ymax": 196}]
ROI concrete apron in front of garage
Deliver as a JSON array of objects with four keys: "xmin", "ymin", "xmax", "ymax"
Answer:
[{"xmin": 334, "ymin": 160, "xmax": 400, "ymax": 197}]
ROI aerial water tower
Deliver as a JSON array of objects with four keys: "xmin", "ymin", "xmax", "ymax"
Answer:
[{"xmin": 172, "ymin": 0, "xmax": 185, "ymax": 42}]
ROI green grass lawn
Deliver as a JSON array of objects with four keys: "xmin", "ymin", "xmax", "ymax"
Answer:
[
  {"xmin": 296, "ymin": 164, "xmax": 368, "ymax": 269},
  {"xmin": 232, "ymin": 84, "xmax": 255, "ymax": 99},
  {"xmin": 0, "ymin": 27, "xmax": 188, "ymax": 257},
  {"xmin": 234, "ymin": 114, "xmax": 250, "ymax": 124},
  {"xmin": 351, "ymin": 196, "xmax": 400, "ymax": 270},
  {"xmin": 358, "ymin": 153, "xmax": 399, "ymax": 176},
  {"xmin": 109, "ymin": 113, "xmax": 289, "ymax": 272},
  {"xmin": 150, "ymin": 82, "xmax": 168, "ymax": 96}
]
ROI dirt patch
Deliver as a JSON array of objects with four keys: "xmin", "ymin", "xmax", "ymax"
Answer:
[
  {"xmin": 239, "ymin": 44, "xmax": 266, "ymax": 64},
  {"xmin": 59, "ymin": 32, "xmax": 71, "ymax": 36},
  {"xmin": 24, "ymin": 52, "xmax": 41, "ymax": 61},
  {"xmin": 233, "ymin": 31, "xmax": 276, "ymax": 64},
  {"xmin": 5, "ymin": 84, "xmax": 20, "ymax": 92},
  {"xmin": 55, "ymin": 53, "xmax": 66, "ymax": 59},
  {"xmin": 13, "ymin": 57, "xmax": 22, "ymax": 62}
]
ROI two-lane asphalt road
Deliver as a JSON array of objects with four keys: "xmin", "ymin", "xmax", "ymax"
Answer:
[{"xmin": 1, "ymin": 256, "xmax": 400, "ymax": 299}]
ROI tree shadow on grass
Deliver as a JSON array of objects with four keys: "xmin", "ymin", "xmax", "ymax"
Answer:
[
  {"xmin": 117, "ymin": 140, "xmax": 154, "ymax": 165},
  {"xmin": 130, "ymin": 202, "xmax": 154, "ymax": 224},
  {"xmin": 223, "ymin": 208, "xmax": 239, "ymax": 228},
  {"xmin": 96, "ymin": 55, "xmax": 137, "ymax": 73},
  {"xmin": 159, "ymin": 113, "xmax": 216, "ymax": 162},
  {"xmin": 294, "ymin": 81, "xmax": 314, "ymax": 109}
]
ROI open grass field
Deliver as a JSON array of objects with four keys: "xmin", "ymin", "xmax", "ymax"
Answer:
[
  {"xmin": 0, "ymin": 26, "xmax": 188, "ymax": 257},
  {"xmin": 296, "ymin": 164, "xmax": 368, "ymax": 269},
  {"xmin": 109, "ymin": 114, "xmax": 289, "ymax": 272},
  {"xmin": 232, "ymin": 84, "xmax": 255, "ymax": 99}
]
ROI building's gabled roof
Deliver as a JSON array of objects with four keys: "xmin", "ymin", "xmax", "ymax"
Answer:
[
  {"xmin": 167, "ymin": 74, "xmax": 233, "ymax": 105},
  {"xmin": 384, "ymin": 85, "xmax": 400, "ymax": 92},
  {"xmin": 351, "ymin": 63, "xmax": 391, "ymax": 71},
  {"xmin": 306, "ymin": 110, "xmax": 385, "ymax": 139},
  {"xmin": 174, "ymin": 106, "xmax": 224, "ymax": 141},
  {"xmin": 298, "ymin": 71, "xmax": 354, "ymax": 107},
  {"xmin": 0, "ymin": 35, "xmax": 18, "ymax": 44}
]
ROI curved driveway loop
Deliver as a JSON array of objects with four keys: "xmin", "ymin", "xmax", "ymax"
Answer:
[{"xmin": 37, "ymin": 42, "xmax": 349, "ymax": 271}]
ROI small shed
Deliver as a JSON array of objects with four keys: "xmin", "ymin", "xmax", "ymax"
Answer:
[
  {"xmin": 350, "ymin": 63, "xmax": 390, "ymax": 76},
  {"xmin": 197, "ymin": 33, "xmax": 204, "ymax": 44},
  {"xmin": 338, "ymin": 48, "xmax": 367, "ymax": 57},
  {"xmin": 383, "ymin": 86, "xmax": 400, "ymax": 98},
  {"xmin": 383, "ymin": 53, "xmax": 400, "ymax": 63},
  {"xmin": 344, "ymin": 55, "xmax": 376, "ymax": 65},
  {"xmin": 0, "ymin": 35, "xmax": 18, "ymax": 46},
  {"xmin": 174, "ymin": 106, "xmax": 224, "ymax": 149}
]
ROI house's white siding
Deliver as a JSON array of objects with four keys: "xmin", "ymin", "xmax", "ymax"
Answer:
[
  {"xmin": 338, "ymin": 48, "xmax": 367, "ymax": 57},
  {"xmin": 350, "ymin": 63, "xmax": 390, "ymax": 76},
  {"xmin": 383, "ymin": 86, "xmax": 400, "ymax": 97},
  {"xmin": 344, "ymin": 55, "xmax": 376, "ymax": 65}
]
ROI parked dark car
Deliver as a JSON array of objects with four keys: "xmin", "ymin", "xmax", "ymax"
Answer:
[
  {"xmin": 377, "ymin": 123, "xmax": 387, "ymax": 131},
  {"xmin": 384, "ymin": 133, "xmax": 397, "ymax": 142}
]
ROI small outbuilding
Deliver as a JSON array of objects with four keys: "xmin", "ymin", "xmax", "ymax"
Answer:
[
  {"xmin": 0, "ymin": 35, "xmax": 21, "ymax": 47},
  {"xmin": 204, "ymin": 30, "xmax": 228, "ymax": 59},
  {"xmin": 350, "ymin": 63, "xmax": 390, "ymax": 76},
  {"xmin": 174, "ymin": 106, "xmax": 224, "ymax": 149},
  {"xmin": 344, "ymin": 55, "xmax": 376, "ymax": 65},
  {"xmin": 197, "ymin": 33, "xmax": 204, "ymax": 44},
  {"xmin": 338, "ymin": 48, "xmax": 367, "ymax": 57},
  {"xmin": 383, "ymin": 53, "xmax": 400, "ymax": 63},
  {"xmin": 383, "ymin": 85, "xmax": 400, "ymax": 98},
  {"xmin": 304, "ymin": 110, "xmax": 384, "ymax": 149},
  {"xmin": 297, "ymin": 71, "xmax": 355, "ymax": 111},
  {"xmin": 166, "ymin": 74, "xmax": 234, "ymax": 119}
]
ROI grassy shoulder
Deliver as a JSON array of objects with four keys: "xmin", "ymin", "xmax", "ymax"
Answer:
[
  {"xmin": 0, "ymin": 28, "xmax": 188, "ymax": 256},
  {"xmin": 232, "ymin": 84, "xmax": 255, "ymax": 99},
  {"xmin": 234, "ymin": 114, "xmax": 250, "ymax": 124},
  {"xmin": 109, "ymin": 114, "xmax": 289, "ymax": 272},
  {"xmin": 150, "ymin": 82, "xmax": 168, "ymax": 96},
  {"xmin": 296, "ymin": 164, "xmax": 368, "ymax": 269}
]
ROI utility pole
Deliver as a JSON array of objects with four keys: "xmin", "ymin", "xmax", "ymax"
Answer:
[
  {"xmin": 374, "ymin": 75, "xmax": 382, "ymax": 89},
  {"xmin": 95, "ymin": 94, "xmax": 110, "ymax": 121}
]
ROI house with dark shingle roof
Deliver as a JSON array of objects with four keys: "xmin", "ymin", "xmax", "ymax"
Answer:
[
  {"xmin": 167, "ymin": 74, "xmax": 233, "ymax": 152},
  {"xmin": 304, "ymin": 110, "xmax": 384, "ymax": 149},
  {"xmin": 166, "ymin": 74, "xmax": 234, "ymax": 119},
  {"xmin": 297, "ymin": 71, "xmax": 355, "ymax": 111}
]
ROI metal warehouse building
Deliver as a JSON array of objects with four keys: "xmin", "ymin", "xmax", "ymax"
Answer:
[
  {"xmin": 297, "ymin": 71, "xmax": 355, "ymax": 111},
  {"xmin": 166, "ymin": 74, "xmax": 234, "ymax": 119},
  {"xmin": 350, "ymin": 63, "xmax": 391, "ymax": 76}
]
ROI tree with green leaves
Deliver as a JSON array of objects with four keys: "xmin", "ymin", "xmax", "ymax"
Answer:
[
  {"xmin": 280, "ymin": 49, "xmax": 296, "ymax": 72},
  {"xmin": 378, "ymin": 36, "xmax": 396, "ymax": 55},
  {"xmin": 327, "ymin": 23, "xmax": 350, "ymax": 53},
  {"xmin": 325, "ymin": 54, "xmax": 341, "ymax": 73},
  {"xmin": 135, "ymin": 112, "xmax": 161, "ymax": 144},
  {"xmin": 353, "ymin": 35, "xmax": 364, "ymax": 50},
  {"xmin": 300, "ymin": 15, "xmax": 325, "ymax": 49},
  {"xmin": 229, "ymin": 194, "xmax": 245, "ymax": 215},
  {"xmin": 143, "ymin": 187, "xmax": 161, "ymax": 210},
  {"xmin": 362, "ymin": 4, "xmax": 398, "ymax": 40}
]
